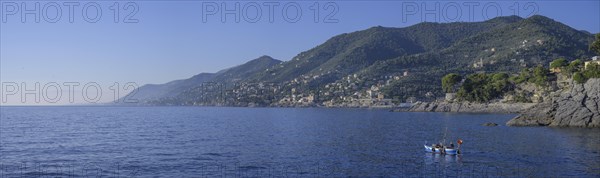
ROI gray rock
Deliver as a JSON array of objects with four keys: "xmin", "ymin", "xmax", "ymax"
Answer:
[
  {"xmin": 508, "ymin": 78, "xmax": 600, "ymax": 128},
  {"xmin": 567, "ymin": 108, "xmax": 592, "ymax": 127},
  {"xmin": 483, "ymin": 122, "xmax": 499, "ymax": 126},
  {"xmin": 506, "ymin": 102, "xmax": 555, "ymax": 126},
  {"xmin": 409, "ymin": 101, "xmax": 535, "ymax": 113}
]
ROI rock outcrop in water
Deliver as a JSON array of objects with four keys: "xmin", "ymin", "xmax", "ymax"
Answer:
[
  {"xmin": 507, "ymin": 78, "xmax": 600, "ymax": 127},
  {"xmin": 482, "ymin": 122, "xmax": 499, "ymax": 126}
]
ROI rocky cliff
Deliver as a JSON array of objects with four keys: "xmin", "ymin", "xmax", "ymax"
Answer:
[{"xmin": 507, "ymin": 78, "xmax": 600, "ymax": 127}]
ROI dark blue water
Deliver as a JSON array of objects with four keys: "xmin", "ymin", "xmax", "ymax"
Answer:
[{"xmin": 0, "ymin": 107, "xmax": 598, "ymax": 177}]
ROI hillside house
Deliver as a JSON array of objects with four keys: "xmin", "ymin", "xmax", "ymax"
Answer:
[{"xmin": 584, "ymin": 56, "xmax": 600, "ymax": 70}]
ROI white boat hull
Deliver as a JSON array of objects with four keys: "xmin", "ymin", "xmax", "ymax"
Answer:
[{"xmin": 424, "ymin": 145, "xmax": 459, "ymax": 155}]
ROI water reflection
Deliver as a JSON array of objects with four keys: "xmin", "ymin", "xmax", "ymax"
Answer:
[
  {"xmin": 423, "ymin": 153, "xmax": 463, "ymax": 165},
  {"xmin": 549, "ymin": 128, "xmax": 600, "ymax": 176},
  {"xmin": 550, "ymin": 128, "xmax": 600, "ymax": 152}
]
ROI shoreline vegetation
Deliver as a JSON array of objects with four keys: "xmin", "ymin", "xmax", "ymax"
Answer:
[
  {"xmin": 402, "ymin": 60, "xmax": 600, "ymax": 127},
  {"xmin": 413, "ymin": 37, "xmax": 600, "ymax": 127}
]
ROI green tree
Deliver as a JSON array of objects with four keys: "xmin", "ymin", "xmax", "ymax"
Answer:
[
  {"xmin": 491, "ymin": 73, "xmax": 510, "ymax": 93},
  {"xmin": 457, "ymin": 73, "xmax": 490, "ymax": 102},
  {"xmin": 573, "ymin": 72, "xmax": 586, "ymax": 84},
  {"xmin": 456, "ymin": 73, "xmax": 513, "ymax": 103},
  {"xmin": 441, "ymin": 73, "xmax": 462, "ymax": 93},
  {"xmin": 566, "ymin": 59, "xmax": 583, "ymax": 73},
  {"xmin": 532, "ymin": 65, "xmax": 549, "ymax": 86},
  {"xmin": 513, "ymin": 68, "xmax": 531, "ymax": 84},
  {"xmin": 583, "ymin": 62, "xmax": 600, "ymax": 79},
  {"xmin": 591, "ymin": 34, "xmax": 600, "ymax": 55},
  {"xmin": 491, "ymin": 73, "xmax": 509, "ymax": 81},
  {"xmin": 550, "ymin": 58, "xmax": 568, "ymax": 68}
]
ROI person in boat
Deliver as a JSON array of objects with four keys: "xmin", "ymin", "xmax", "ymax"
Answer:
[{"xmin": 449, "ymin": 143, "xmax": 454, "ymax": 148}]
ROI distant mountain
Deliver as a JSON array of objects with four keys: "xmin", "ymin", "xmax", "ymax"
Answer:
[
  {"xmin": 120, "ymin": 55, "xmax": 281, "ymax": 103},
  {"xmin": 212, "ymin": 55, "xmax": 283, "ymax": 83},
  {"xmin": 123, "ymin": 73, "xmax": 215, "ymax": 102},
  {"xmin": 248, "ymin": 16, "xmax": 526, "ymax": 83},
  {"xmin": 119, "ymin": 15, "xmax": 597, "ymax": 106}
]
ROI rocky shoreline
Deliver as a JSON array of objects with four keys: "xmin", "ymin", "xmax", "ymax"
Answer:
[
  {"xmin": 403, "ymin": 101, "xmax": 535, "ymax": 113},
  {"xmin": 508, "ymin": 78, "xmax": 599, "ymax": 127},
  {"xmin": 401, "ymin": 78, "xmax": 600, "ymax": 128}
]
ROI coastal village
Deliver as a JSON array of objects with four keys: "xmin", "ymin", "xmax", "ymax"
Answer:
[
  {"xmin": 271, "ymin": 56, "xmax": 599, "ymax": 108},
  {"xmin": 177, "ymin": 70, "xmax": 411, "ymax": 107},
  {"xmin": 174, "ymin": 55, "xmax": 600, "ymax": 108},
  {"xmin": 279, "ymin": 71, "xmax": 409, "ymax": 108}
]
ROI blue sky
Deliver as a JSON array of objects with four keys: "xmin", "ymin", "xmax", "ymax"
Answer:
[{"xmin": 0, "ymin": 0, "xmax": 599, "ymax": 105}]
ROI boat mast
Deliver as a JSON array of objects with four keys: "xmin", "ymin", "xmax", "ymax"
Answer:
[{"xmin": 442, "ymin": 127, "xmax": 448, "ymax": 145}]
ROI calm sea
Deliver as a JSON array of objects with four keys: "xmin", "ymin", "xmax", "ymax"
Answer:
[{"xmin": 0, "ymin": 106, "xmax": 598, "ymax": 177}]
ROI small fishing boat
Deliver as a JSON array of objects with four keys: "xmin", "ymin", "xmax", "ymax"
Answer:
[
  {"xmin": 424, "ymin": 143, "xmax": 460, "ymax": 155},
  {"xmin": 424, "ymin": 128, "xmax": 463, "ymax": 155}
]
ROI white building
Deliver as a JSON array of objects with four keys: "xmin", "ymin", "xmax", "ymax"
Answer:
[{"xmin": 585, "ymin": 56, "xmax": 600, "ymax": 69}]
